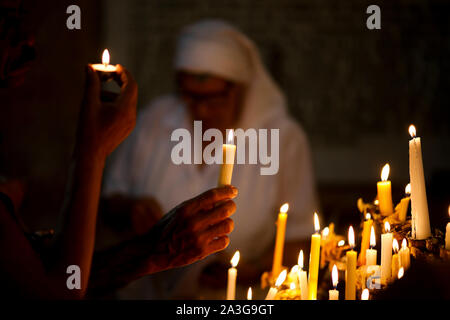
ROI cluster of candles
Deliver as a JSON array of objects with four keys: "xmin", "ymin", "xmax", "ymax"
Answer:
[{"xmin": 93, "ymin": 50, "xmax": 450, "ymax": 300}]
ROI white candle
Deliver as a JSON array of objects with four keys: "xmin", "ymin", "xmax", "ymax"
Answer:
[
  {"xmin": 226, "ymin": 251, "xmax": 240, "ymax": 300},
  {"xmin": 329, "ymin": 264, "xmax": 339, "ymax": 300},
  {"xmin": 92, "ymin": 49, "xmax": 118, "ymax": 73},
  {"xmin": 409, "ymin": 125, "xmax": 431, "ymax": 239},
  {"xmin": 446, "ymin": 206, "xmax": 450, "ymax": 250},
  {"xmin": 265, "ymin": 269, "xmax": 287, "ymax": 300},
  {"xmin": 366, "ymin": 225, "xmax": 377, "ymax": 266},
  {"xmin": 218, "ymin": 129, "xmax": 236, "ymax": 187},
  {"xmin": 381, "ymin": 222, "xmax": 393, "ymax": 283},
  {"xmin": 297, "ymin": 250, "xmax": 308, "ymax": 300}
]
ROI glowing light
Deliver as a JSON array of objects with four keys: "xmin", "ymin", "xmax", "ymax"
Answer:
[
  {"xmin": 402, "ymin": 238, "xmax": 408, "ymax": 249},
  {"xmin": 409, "ymin": 125, "xmax": 416, "ymax": 138},
  {"xmin": 102, "ymin": 49, "xmax": 110, "ymax": 66},
  {"xmin": 227, "ymin": 129, "xmax": 234, "ymax": 145},
  {"xmin": 374, "ymin": 199, "xmax": 379, "ymax": 206},
  {"xmin": 332, "ymin": 264, "xmax": 338, "ymax": 288},
  {"xmin": 322, "ymin": 227, "xmax": 329, "ymax": 238},
  {"xmin": 384, "ymin": 221, "xmax": 390, "ymax": 233},
  {"xmin": 247, "ymin": 287, "xmax": 252, "ymax": 300},
  {"xmin": 398, "ymin": 267, "xmax": 404, "ymax": 279},
  {"xmin": 381, "ymin": 163, "xmax": 390, "ymax": 182},
  {"xmin": 370, "ymin": 226, "xmax": 376, "ymax": 248},
  {"xmin": 290, "ymin": 282, "xmax": 296, "ymax": 290},
  {"xmin": 231, "ymin": 250, "xmax": 240, "ymax": 267},
  {"xmin": 366, "ymin": 213, "xmax": 371, "ymax": 220},
  {"xmin": 280, "ymin": 203, "xmax": 289, "ymax": 214},
  {"xmin": 361, "ymin": 289, "xmax": 369, "ymax": 300},
  {"xmin": 393, "ymin": 239, "xmax": 399, "ymax": 253},
  {"xmin": 338, "ymin": 240, "xmax": 345, "ymax": 247},
  {"xmin": 275, "ymin": 270, "xmax": 287, "ymax": 287},
  {"xmin": 405, "ymin": 183, "xmax": 411, "ymax": 195},
  {"xmin": 314, "ymin": 212, "xmax": 320, "ymax": 233},
  {"xmin": 348, "ymin": 226, "xmax": 355, "ymax": 249},
  {"xmin": 298, "ymin": 250, "xmax": 304, "ymax": 269}
]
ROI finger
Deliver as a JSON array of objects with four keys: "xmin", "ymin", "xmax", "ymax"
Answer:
[
  {"xmin": 201, "ymin": 218, "xmax": 234, "ymax": 241},
  {"xmin": 83, "ymin": 64, "xmax": 101, "ymax": 105},
  {"xmin": 188, "ymin": 200, "xmax": 236, "ymax": 232},
  {"xmin": 115, "ymin": 64, "xmax": 138, "ymax": 102},
  {"xmin": 188, "ymin": 186, "xmax": 238, "ymax": 213},
  {"xmin": 206, "ymin": 236, "xmax": 230, "ymax": 254}
]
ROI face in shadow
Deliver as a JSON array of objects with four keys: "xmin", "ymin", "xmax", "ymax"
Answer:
[
  {"xmin": 176, "ymin": 71, "xmax": 245, "ymax": 133},
  {"xmin": 0, "ymin": 0, "xmax": 36, "ymax": 88}
]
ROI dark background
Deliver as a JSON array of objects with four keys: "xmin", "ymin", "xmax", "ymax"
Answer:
[{"xmin": 0, "ymin": 0, "xmax": 449, "ymax": 236}]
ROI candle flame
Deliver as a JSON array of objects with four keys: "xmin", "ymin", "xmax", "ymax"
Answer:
[
  {"xmin": 409, "ymin": 125, "xmax": 416, "ymax": 138},
  {"xmin": 448, "ymin": 205, "xmax": 450, "ymax": 217},
  {"xmin": 298, "ymin": 250, "xmax": 304, "ymax": 269},
  {"xmin": 402, "ymin": 238, "xmax": 408, "ymax": 249},
  {"xmin": 102, "ymin": 49, "xmax": 110, "ymax": 66},
  {"xmin": 338, "ymin": 240, "xmax": 345, "ymax": 247},
  {"xmin": 290, "ymin": 282, "xmax": 296, "ymax": 290},
  {"xmin": 227, "ymin": 129, "xmax": 234, "ymax": 145},
  {"xmin": 280, "ymin": 203, "xmax": 289, "ymax": 213},
  {"xmin": 275, "ymin": 269, "xmax": 287, "ymax": 287},
  {"xmin": 398, "ymin": 267, "xmax": 404, "ymax": 279},
  {"xmin": 361, "ymin": 289, "xmax": 370, "ymax": 300},
  {"xmin": 374, "ymin": 199, "xmax": 379, "ymax": 206},
  {"xmin": 393, "ymin": 238, "xmax": 399, "ymax": 253},
  {"xmin": 405, "ymin": 183, "xmax": 411, "ymax": 195},
  {"xmin": 384, "ymin": 221, "xmax": 390, "ymax": 233},
  {"xmin": 290, "ymin": 265, "xmax": 299, "ymax": 274},
  {"xmin": 332, "ymin": 264, "xmax": 338, "ymax": 288},
  {"xmin": 348, "ymin": 226, "xmax": 355, "ymax": 248},
  {"xmin": 322, "ymin": 227, "xmax": 329, "ymax": 238},
  {"xmin": 231, "ymin": 250, "xmax": 240, "ymax": 267},
  {"xmin": 247, "ymin": 287, "xmax": 252, "ymax": 300},
  {"xmin": 381, "ymin": 163, "xmax": 390, "ymax": 181},
  {"xmin": 365, "ymin": 213, "xmax": 371, "ymax": 220},
  {"xmin": 370, "ymin": 225, "xmax": 376, "ymax": 248},
  {"xmin": 314, "ymin": 212, "xmax": 320, "ymax": 233}
]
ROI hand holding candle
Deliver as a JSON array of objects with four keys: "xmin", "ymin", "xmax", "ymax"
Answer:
[
  {"xmin": 345, "ymin": 226, "xmax": 357, "ymax": 300},
  {"xmin": 329, "ymin": 264, "xmax": 339, "ymax": 300},
  {"xmin": 377, "ymin": 163, "xmax": 394, "ymax": 216},
  {"xmin": 218, "ymin": 130, "xmax": 236, "ymax": 187},
  {"xmin": 226, "ymin": 250, "xmax": 240, "ymax": 300}
]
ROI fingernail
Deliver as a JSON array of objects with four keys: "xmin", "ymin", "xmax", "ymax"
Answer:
[{"xmin": 231, "ymin": 186, "xmax": 238, "ymax": 195}]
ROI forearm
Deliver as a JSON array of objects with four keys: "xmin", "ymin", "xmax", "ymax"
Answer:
[{"xmin": 51, "ymin": 149, "xmax": 106, "ymax": 298}]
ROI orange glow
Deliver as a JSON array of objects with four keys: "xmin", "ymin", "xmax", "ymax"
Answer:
[
  {"xmin": 405, "ymin": 183, "xmax": 411, "ymax": 195},
  {"xmin": 370, "ymin": 226, "xmax": 376, "ymax": 248},
  {"xmin": 332, "ymin": 264, "xmax": 338, "ymax": 288},
  {"xmin": 102, "ymin": 49, "xmax": 110, "ymax": 66},
  {"xmin": 393, "ymin": 239, "xmax": 399, "ymax": 253},
  {"xmin": 298, "ymin": 250, "xmax": 304, "ymax": 269},
  {"xmin": 384, "ymin": 221, "xmax": 390, "ymax": 233},
  {"xmin": 409, "ymin": 125, "xmax": 416, "ymax": 138},
  {"xmin": 280, "ymin": 203, "xmax": 289, "ymax": 214},
  {"xmin": 314, "ymin": 212, "xmax": 320, "ymax": 233},
  {"xmin": 275, "ymin": 270, "xmax": 287, "ymax": 287},
  {"xmin": 381, "ymin": 163, "xmax": 390, "ymax": 181},
  {"xmin": 361, "ymin": 289, "xmax": 369, "ymax": 300},
  {"xmin": 348, "ymin": 226, "xmax": 355, "ymax": 249},
  {"xmin": 231, "ymin": 250, "xmax": 240, "ymax": 267},
  {"xmin": 247, "ymin": 287, "xmax": 252, "ymax": 300}
]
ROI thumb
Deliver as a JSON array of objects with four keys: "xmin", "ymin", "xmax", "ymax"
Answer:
[{"xmin": 83, "ymin": 65, "xmax": 101, "ymax": 106}]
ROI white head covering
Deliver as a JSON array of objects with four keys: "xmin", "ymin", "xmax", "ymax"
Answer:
[{"xmin": 174, "ymin": 19, "xmax": 287, "ymax": 129}]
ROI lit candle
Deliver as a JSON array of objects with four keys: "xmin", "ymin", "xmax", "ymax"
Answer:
[
  {"xmin": 377, "ymin": 163, "xmax": 394, "ymax": 216},
  {"xmin": 218, "ymin": 129, "xmax": 236, "ymax": 187},
  {"xmin": 265, "ymin": 269, "xmax": 287, "ymax": 300},
  {"xmin": 399, "ymin": 238, "xmax": 410, "ymax": 270},
  {"xmin": 391, "ymin": 239, "xmax": 400, "ymax": 280},
  {"xmin": 308, "ymin": 212, "xmax": 321, "ymax": 300},
  {"xmin": 329, "ymin": 264, "xmax": 339, "ymax": 300},
  {"xmin": 297, "ymin": 250, "xmax": 309, "ymax": 300},
  {"xmin": 247, "ymin": 287, "xmax": 252, "ymax": 300},
  {"xmin": 271, "ymin": 203, "xmax": 289, "ymax": 279},
  {"xmin": 92, "ymin": 49, "xmax": 118, "ymax": 80},
  {"xmin": 226, "ymin": 250, "xmax": 240, "ymax": 300},
  {"xmin": 345, "ymin": 226, "xmax": 357, "ymax": 300},
  {"xmin": 397, "ymin": 183, "xmax": 411, "ymax": 222},
  {"xmin": 359, "ymin": 213, "xmax": 373, "ymax": 266},
  {"xmin": 366, "ymin": 225, "xmax": 377, "ymax": 266},
  {"xmin": 381, "ymin": 222, "xmax": 393, "ymax": 283},
  {"xmin": 409, "ymin": 125, "xmax": 431, "ymax": 239},
  {"xmin": 361, "ymin": 289, "xmax": 370, "ymax": 300},
  {"xmin": 446, "ymin": 205, "xmax": 450, "ymax": 250},
  {"xmin": 398, "ymin": 267, "xmax": 404, "ymax": 279}
]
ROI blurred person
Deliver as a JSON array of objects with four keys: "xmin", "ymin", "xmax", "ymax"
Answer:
[
  {"xmin": 0, "ymin": 1, "xmax": 237, "ymax": 298},
  {"xmin": 103, "ymin": 19, "xmax": 319, "ymax": 299}
]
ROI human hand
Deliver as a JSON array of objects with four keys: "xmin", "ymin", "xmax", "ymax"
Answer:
[{"xmin": 75, "ymin": 64, "xmax": 137, "ymax": 160}]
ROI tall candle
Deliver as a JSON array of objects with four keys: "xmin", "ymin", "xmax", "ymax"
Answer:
[
  {"xmin": 381, "ymin": 222, "xmax": 393, "ymax": 283},
  {"xmin": 377, "ymin": 163, "xmax": 394, "ymax": 216},
  {"xmin": 345, "ymin": 226, "xmax": 357, "ymax": 300},
  {"xmin": 359, "ymin": 213, "xmax": 373, "ymax": 266},
  {"xmin": 297, "ymin": 250, "xmax": 309, "ymax": 300},
  {"xmin": 399, "ymin": 238, "xmax": 410, "ymax": 270},
  {"xmin": 446, "ymin": 206, "xmax": 450, "ymax": 250},
  {"xmin": 329, "ymin": 264, "xmax": 339, "ymax": 300},
  {"xmin": 391, "ymin": 239, "xmax": 400, "ymax": 280},
  {"xmin": 366, "ymin": 225, "xmax": 377, "ymax": 266},
  {"xmin": 409, "ymin": 125, "xmax": 431, "ymax": 239},
  {"xmin": 265, "ymin": 270, "xmax": 287, "ymax": 300},
  {"xmin": 397, "ymin": 184, "xmax": 411, "ymax": 222},
  {"xmin": 308, "ymin": 212, "xmax": 321, "ymax": 300},
  {"xmin": 272, "ymin": 203, "xmax": 289, "ymax": 279},
  {"xmin": 226, "ymin": 251, "xmax": 240, "ymax": 300},
  {"xmin": 218, "ymin": 129, "xmax": 236, "ymax": 187}
]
